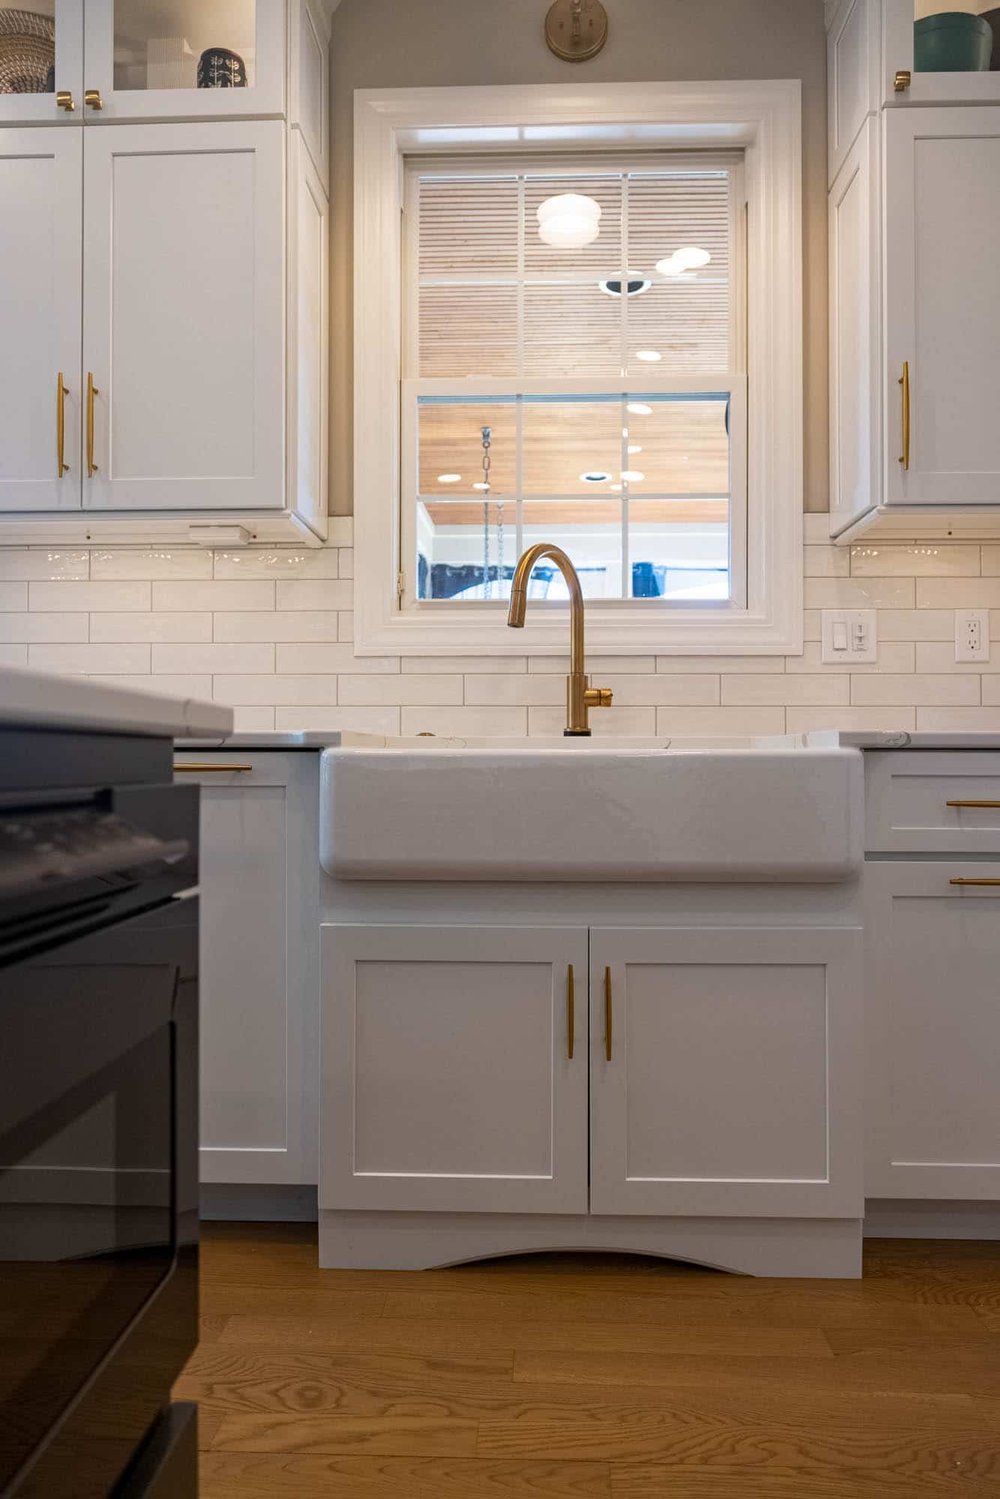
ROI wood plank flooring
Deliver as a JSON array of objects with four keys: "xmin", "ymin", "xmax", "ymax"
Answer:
[{"xmin": 177, "ymin": 1223, "xmax": 1000, "ymax": 1498}]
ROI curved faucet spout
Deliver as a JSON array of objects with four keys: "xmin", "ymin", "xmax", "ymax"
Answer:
[{"xmin": 506, "ymin": 542, "xmax": 612, "ymax": 736}]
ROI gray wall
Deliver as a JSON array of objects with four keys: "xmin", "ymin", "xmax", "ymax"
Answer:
[{"xmin": 328, "ymin": 0, "xmax": 829, "ymax": 515}]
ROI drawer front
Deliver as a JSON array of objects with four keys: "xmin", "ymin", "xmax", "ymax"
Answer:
[{"xmin": 866, "ymin": 751, "xmax": 1000, "ymax": 853}]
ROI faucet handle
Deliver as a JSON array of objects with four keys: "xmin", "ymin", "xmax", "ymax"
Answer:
[{"xmin": 585, "ymin": 686, "xmax": 613, "ymax": 709}]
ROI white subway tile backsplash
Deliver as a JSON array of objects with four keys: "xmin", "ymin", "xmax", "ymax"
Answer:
[
  {"xmin": 340, "ymin": 673, "xmax": 462, "ymax": 706},
  {"xmin": 213, "ymin": 548, "xmax": 340, "ymax": 579},
  {"xmin": 231, "ymin": 708, "xmax": 276, "ymax": 732},
  {"xmin": 0, "ymin": 644, "xmax": 28, "ymax": 667},
  {"xmin": 276, "ymin": 579, "xmax": 352, "ymax": 611},
  {"xmin": 655, "ymin": 706, "xmax": 787, "ymax": 735},
  {"xmin": 805, "ymin": 577, "xmax": 915, "ymax": 610},
  {"xmin": 528, "ymin": 705, "xmax": 657, "ymax": 737},
  {"xmin": 274, "ymin": 643, "xmax": 398, "ymax": 674},
  {"xmin": 91, "ymin": 549, "xmax": 213, "ymax": 580},
  {"xmin": 29, "ymin": 582, "xmax": 150, "ymax": 612},
  {"xmin": 91, "ymin": 612, "xmax": 212, "ymax": 643},
  {"xmin": 28, "ymin": 644, "xmax": 150, "ymax": 674},
  {"xmin": 0, "ymin": 612, "xmax": 88, "ymax": 643},
  {"xmin": 213, "ymin": 675, "xmax": 339, "ymax": 705},
  {"xmin": 722, "ymin": 674, "xmax": 850, "ymax": 706},
  {"xmin": 151, "ymin": 644, "xmax": 275, "ymax": 674},
  {"xmin": 916, "ymin": 578, "xmax": 1000, "ymax": 610},
  {"xmin": 274, "ymin": 705, "xmax": 400, "ymax": 734},
  {"xmin": 851, "ymin": 674, "xmax": 979, "ymax": 706},
  {"xmin": 3, "ymin": 532, "xmax": 998, "ymax": 733},
  {"xmin": 153, "ymin": 581, "xmax": 274, "ymax": 612},
  {"xmin": 803, "ymin": 514, "xmax": 832, "ymax": 544},
  {"xmin": 0, "ymin": 549, "xmax": 89, "ymax": 580},
  {"xmin": 400, "ymin": 706, "xmax": 528, "ymax": 737},
  {"xmin": 851, "ymin": 544, "xmax": 980, "ymax": 578},
  {"xmin": 917, "ymin": 706, "xmax": 1000, "ymax": 731},
  {"xmin": 214, "ymin": 611, "xmax": 340, "ymax": 643},
  {"xmin": 786, "ymin": 707, "xmax": 917, "ymax": 733}
]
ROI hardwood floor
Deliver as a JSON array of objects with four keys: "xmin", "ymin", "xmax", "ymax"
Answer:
[{"xmin": 177, "ymin": 1224, "xmax": 1000, "ymax": 1497}]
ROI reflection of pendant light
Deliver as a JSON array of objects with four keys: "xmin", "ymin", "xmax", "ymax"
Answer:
[
  {"xmin": 536, "ymin": 192, "xmax": 601, "ymax": 248},
  {"xmin": 655, "ymin": 246, "xmax": 712, "ymax": 276}
]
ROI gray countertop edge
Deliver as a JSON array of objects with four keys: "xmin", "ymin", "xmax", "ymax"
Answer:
[
  {"xmin": 0, "ymin": 666, "xmax": 233, "ymax": 740},
  {"xmin": 177, "ymin": 729, "xmax": 1000, "ymax": 751}
]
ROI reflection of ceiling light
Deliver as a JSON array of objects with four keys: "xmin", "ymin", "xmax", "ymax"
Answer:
[
  {"xmin": 628, "ymin": 444, "xmax": 643, "ymax": 455},
  {"xmin": 621, "ymin": 470, "xmax": 645, "ymax": 483},
  {"xmin": 598, "ymin": 274, "xmax": 651, "ymax": 298},
  {"xmin": 655, "ymin": 246, "xmax": 712, "ymax": 277},
  {"xmin": 437, "ymin": 473, "xmax": 461, "ymax": 483},
  {"xmin": 609, "ymin": 483, "xmax": 623, "ymax": 492},
  {"xmin": 636, "ymin": 349, "xmax": 662, "ymax": 362},
  {"xmin": 626, "ymin": 402, "xmax": 652, "ymax": 416},
  {"xmin": 580, "ymin": 471, "xmax": 612, "ymax": 484},
  {"xmin": 472, "ymin": 482, "xmax": 490, "ymax": 491},
  {"xmin": 536, "ymin": 193, "xmax": 601, "ymax": 248}
]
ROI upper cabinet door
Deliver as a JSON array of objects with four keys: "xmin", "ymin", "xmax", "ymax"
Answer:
[
  {"xmin": 0, "ymin": 1, "xmax": 83, "ymax": 125},
  {"xmin": 827, "ymin": 0, "xmax": 879, "ymax": 188},
  {"xmin": 81, "ymin": 120, "xmax": 285, "ymax": 512},
  {"xmin": 0, "ymin": 129, "xmax": 82, "ymax": 514},
  {"xmin": 589, "ymin": 926, "xmax": 863, "ymax": 1220},
  {"xmin": 882, "ymin": 0, "xmax": 1000, "ymax": 108},
  {"xmin": 321, "ymin": 925, "xmax": 590, "ymax": 1215},
  {"xmin": 81, "ymin": 0, "xmax": 284, "ymax": 121},
  {"xmin": 884, "ymin": 107, "xmax": 1000, "ymax": 508}
]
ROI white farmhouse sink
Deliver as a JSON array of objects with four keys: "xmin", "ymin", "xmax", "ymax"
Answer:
[{"xmin": 320, "ymin": 734, "xmax": 863, "ymax": 884}]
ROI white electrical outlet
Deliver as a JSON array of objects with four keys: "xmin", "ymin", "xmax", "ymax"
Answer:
[
  {"xmin": 955, "ymin": 608, "xmax": 989, "ymax": 663},
  {"xmin": 821, "ymin": 609, "xmax": 877, "ymax": 665}
]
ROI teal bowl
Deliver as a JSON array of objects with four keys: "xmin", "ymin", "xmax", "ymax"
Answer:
[{"xmin": 914, "ymin": 12, "xmax": 993, "ymax": 71}]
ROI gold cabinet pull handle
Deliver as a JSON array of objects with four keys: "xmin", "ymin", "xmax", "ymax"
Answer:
[
  {"xmin": 950, "ymin": 878, "xmax": 1000, "ymax": 887},
  {"xmin": 174, "ymin": 763, "xmax": 253, "ymax": 773},
  {"xmin": 55, "ymin": 90, "xmax": 75, "ymax": 112},
  {"xmin": 947, "ymin": 800, "xmax": 1000, "ymax": 810},
  {"xmin": 84, "ymin": 88, "xmax": 103, "ymax": 111},
  {"xmin": 603, "ymin": 966, "xmax": 613, "ymax": 1062},
  {"xmin": 566, "ymin": 965, "xmax": 575, "ymax": 1061},
  {"xmin": 898, "ymin": 361, "xmax": 910, "ymax": 470},
  {"xmin": 56, "ymin": 372, "xmax": 70, "ymax": 475},
  {"xmin": 86, "ymin": 372, "xmax": 98, "ymax": 476}
]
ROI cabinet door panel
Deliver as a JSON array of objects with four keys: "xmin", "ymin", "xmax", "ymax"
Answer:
[
  {"xmin": 829, "ymin": 117, "xmax": 879, "ymax": 533},
  {"xmin": 82, "ymin": 0, "xmax": 284, "ymax": 121},
  {"xmin": 590, "ymin": 927, "xmax": 863, "ymax": 1218},
  {"xmin": 0, "ymin": 130, "xmax": 82, "ymax": 513},
  {"xmin": 82, "ymin": 120, "xmax": 284, "ymax": 511},
  {"xmin": 322, "ymin": 926, "xmax": 589, "ymax": 1214},
  {"xmin": 866, "ymin": 862, "xmax": 1000, "ymax": 1200},
  {"xmin": 0, "ymin": 0, "xmax": 82, "ymax": 126},
  {"xmin": 827, "ymin": 0, "xmax": 878, "ymax": 187},
  {"xmin": 885, "ymin": 108, "xmax": 1000, "ymax": 505},
  {"xmin": 178, "ymin": 753, "xmax": 319, "ymax": 1185}
]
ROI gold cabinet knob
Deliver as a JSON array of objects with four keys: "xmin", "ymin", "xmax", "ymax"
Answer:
[
  {"xmin": 55, "ymin": 90, "xmax": 75, "ymax": 112},
  {"xmin": 84, "ymin": 88, "xmax": 103, "ymax": 111},
  {"xmin": 894, "ymin": 70, "xmax": 911, "ymax": 93}
]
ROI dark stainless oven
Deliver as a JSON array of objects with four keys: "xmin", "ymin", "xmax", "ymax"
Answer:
[{"xmin": 0, "ymin": 774, "xmax": 200, "ymax": 1498}]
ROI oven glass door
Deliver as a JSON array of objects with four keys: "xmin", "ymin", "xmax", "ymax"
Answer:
[{"xmin": 0, "ymin": 895, "xmax": 189, "ymax": 1493}]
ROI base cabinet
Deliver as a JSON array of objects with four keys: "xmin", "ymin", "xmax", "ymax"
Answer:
[
  {"xmin": 589, "ymin": 927, "xmax": 863, "ymax": 1219},
  {"xmin": 321, "ymin": 925, "xmax": 589, "ymax": 1214},
  {"xmin": 866, "ymin": 861, "xmax": 1000, "ymax": 1200},
  {"xmin": 321, "ymin": 922, "xmax": 863, "ymax": 1224},
  {"xmin": 176, "ymin": 751, "xmax": 319, "ymax": 1186}
]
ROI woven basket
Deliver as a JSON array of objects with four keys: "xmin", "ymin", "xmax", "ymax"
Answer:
[{"xmin": 0, "ymin": 8, "xmax": 55, "ymax": 95}]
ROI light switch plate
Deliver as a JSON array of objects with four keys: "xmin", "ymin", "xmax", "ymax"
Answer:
[{"xmin": 821, "ymin": 609, "xmax": 877, "ymax": 665}]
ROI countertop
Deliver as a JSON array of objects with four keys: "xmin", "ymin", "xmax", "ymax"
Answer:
[
  {"xmin": 0, "ymin": 666, "xmax": 233, "ymax": 739},
  {"xmin": 178, "ymin": 729, "xmax": 1000, "ymax": 752}
]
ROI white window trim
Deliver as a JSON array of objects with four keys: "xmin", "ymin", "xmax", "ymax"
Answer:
[{"xmin": 354, "ymin": 80, "xmax": 803, "ymax": 657}]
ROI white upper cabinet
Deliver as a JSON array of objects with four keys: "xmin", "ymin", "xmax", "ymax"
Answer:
[
  {"xmin": 0, "ymin": 129, "xmax": 82, "ymax": 512},
  {"xmin": 883, "ymin": 107, "xmax": 1000, "ymax": 509},
  {"xmin": 882, "ymin": 0, "xmax": 1000, "ymax": 107},
  {"xmin": 81, "ymin": 120, "xmax": 285, "ymax": 512},
  {"xmin": 828, "ymin": 0, "xmax": 880, "ymax": 186},
  {"xmin": 0, "ymin": 1, "xmax": 82, "ymax": 125},
  {"xmin": 81, "ymin": 0, "xmax": 285, "ymax": 122},
  {"xmin": 588, "ymin": 927, "xmax": 863, "ymax": 1220}
]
